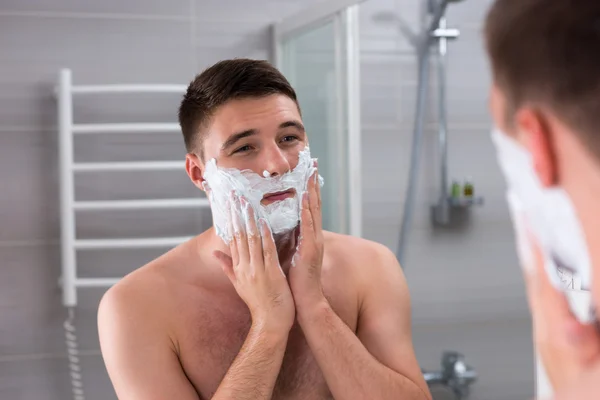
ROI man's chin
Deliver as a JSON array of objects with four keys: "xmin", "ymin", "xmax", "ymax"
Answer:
[{"xmin": 272, "ymin": 226, "xmax": 299, "ymax": 243}]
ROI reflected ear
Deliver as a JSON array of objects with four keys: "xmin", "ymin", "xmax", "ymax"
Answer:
[
  {"xmin": 515, "ymin": 108, "xmax": 558, "ymax": 187},
  {"xmin": 185, "ymin": 153, "xmax": 206, "ymax": 191}
]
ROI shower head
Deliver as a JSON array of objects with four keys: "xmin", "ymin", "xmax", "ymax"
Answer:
[{"xmin": 426, "ymin": 0, "xmax": 464, "ymax": 33}]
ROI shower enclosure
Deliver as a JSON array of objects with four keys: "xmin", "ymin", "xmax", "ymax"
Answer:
[
  {"xmin": 271, "ymin": 0, "xmax": 362, "ymax": 237},
  {"xmin": 271, "ymin": 1, "xmax": 478, "ymax": 398}
]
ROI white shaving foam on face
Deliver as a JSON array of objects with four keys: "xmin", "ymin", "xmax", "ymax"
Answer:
[{"xmin": 202, "ymin": 147, "xmax": 324, "ymax": 244}]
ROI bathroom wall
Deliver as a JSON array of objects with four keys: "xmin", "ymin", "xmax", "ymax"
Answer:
[
  {"xmin": 359, "ymin": 0, "xmax": 534, "ymax": 398},
  {"xmin": 0, "ymin": 1, "xmax": 322, "ymax": 399},
  {"xmin": 0, "ymin": 0, "xmax": 534, "ymax": 399}
]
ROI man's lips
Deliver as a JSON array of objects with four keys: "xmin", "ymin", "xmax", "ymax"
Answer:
[{"xmin": 262, "ymin": 189, "xmax": 295, "ymax": 204}]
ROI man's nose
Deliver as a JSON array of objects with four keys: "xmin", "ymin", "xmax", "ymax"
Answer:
[{"xmin": 262, "ymin": 145, "xmax": 290, "ymax": 177}]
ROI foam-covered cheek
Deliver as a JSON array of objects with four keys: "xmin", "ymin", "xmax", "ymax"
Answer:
[{"xmin": 202, "ymin": 147, "xmax": 325, "ymax": 245}]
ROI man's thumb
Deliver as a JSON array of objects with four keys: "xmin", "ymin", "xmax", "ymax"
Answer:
[
  {"xmin": 214, "ymin": 251, "xmax": 235, "ymax": 282},
  {"xmin": 565, "ymin": 319, "xmax": 600, "ymax": 360}
]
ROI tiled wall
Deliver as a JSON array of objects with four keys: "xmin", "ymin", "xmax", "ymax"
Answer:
[
  {"xmin": 359, "ymin": 0, "xmax": 527, "ymax": 319},
  {"xmin": 0, "ymin": 0, "xmax": 534, "ymax": 399},
  {"xmin": 0, "ymin": 1, "xmax": 318, "ymax": 399},
  {"xmin": 359, "ymin": 0, "xmax": 533, "ymax": 398}
]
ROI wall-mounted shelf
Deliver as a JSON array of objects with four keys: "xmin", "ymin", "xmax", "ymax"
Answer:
[{"xmin": 447, "ymin": 196, "xmax": 484, "ymax": 208}]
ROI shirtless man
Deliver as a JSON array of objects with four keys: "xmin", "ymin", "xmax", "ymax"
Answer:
[{"xmin": 98, "ymin": 58, "xmax": 430, "ymax": 400}]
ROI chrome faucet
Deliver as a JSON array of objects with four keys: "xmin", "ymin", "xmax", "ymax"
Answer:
[{"xmin": 423, "ymin": 351, "xmax": 477, "ymax": 399}]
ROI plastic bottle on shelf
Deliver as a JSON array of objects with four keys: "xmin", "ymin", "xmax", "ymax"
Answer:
[
  {"xmin": 463, "ymin": 177, "xmax": 474, "ymax": 200},
  {"xmin": 450, "ymin": 180, "xmax": 461, "ymax": 205}
]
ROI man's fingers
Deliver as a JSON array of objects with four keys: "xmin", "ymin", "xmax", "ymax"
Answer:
[
  {"xmin": 525, "ymin": 232, "xmax": 600, "ymax": 365},
  {"xmin": 259, "ymin": 218, "xmax": 283, "ymax": 276},
  {"xmin": 231, "ymin": 194, "xmax": 250, "ymax": 265},
  {"xmin": 226, "ymin": 197, "xmax": 239, "ymax": 266},
  {"xmin": 300, "ymin": 191, "xmax": 315, "ymax": 248},
  {"xmin": 293, "ymin": 191, "xmax": 315, "ymax": 268},
  {"xmin": 526, "ymin": 233, "xmax": 574, "ymax": 321},
  {"xmin": 214, "ymin": 250, "xmax": 235, "ymax": 283},
  {"xmin": 242, "ymin": 198, "xmax": 264, "ymax": 270},
  {"xmin": 309, "ymin": 164, "xmax": 322, "ymax": 236}
]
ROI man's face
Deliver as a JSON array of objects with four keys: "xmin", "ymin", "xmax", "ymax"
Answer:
[
  {"xmin": 185, "ymin": 94, "xmax": 313, "ymax": 242},
  {"xmin": 490, "ymin": 80, "xmax": 597, "ymax": 289},
  {"xmin": 200, "ymin": 94, "xmax": 306, "ymax": 180}
]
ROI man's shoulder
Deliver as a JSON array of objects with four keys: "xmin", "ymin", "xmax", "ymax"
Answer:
[
  {"xmin": 98, "ymin": 243, "xmax": 191, "ymax": 326},
  {"xmin": 323, "ymin": 231, "xmax": 395, "ymax": 262},
  {"xmin": 99, "ymin": 260, "xmax": 168, "ymax": 322}
]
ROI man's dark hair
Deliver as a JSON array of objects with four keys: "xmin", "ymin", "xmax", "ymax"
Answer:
[
  {"xmin": 178, "ymin": 58, "xmax": 300, "ymax": 157},
  {"xmin": 485, "ymin": 0, "xmax": 600, "ymax": 156}
]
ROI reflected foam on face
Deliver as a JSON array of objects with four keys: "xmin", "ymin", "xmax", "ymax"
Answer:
[
  {"xmin": 491, "ymin": 128, "xmax": 594, "ymax": 323},
  {"xmin": 202, "ymin": 146, "xmax": 324, "ymax": 244}
]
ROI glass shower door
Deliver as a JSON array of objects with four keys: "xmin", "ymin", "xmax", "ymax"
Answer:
[{"xmin": 273, "ymin": 6, "xmax": 361, "ymax": 237}]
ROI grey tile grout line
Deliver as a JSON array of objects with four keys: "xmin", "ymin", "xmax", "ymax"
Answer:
[
  {"xmin": 0, "ymin": 240, "xmax": 60, "ymax": 248},
  {"xmin": 0, "ymin": 349, "xmax": 102, "ymax": 363},
  {"xmin": 190, "ymin": 0, "xmax": 197, "ymax": 72},
  {"xmin": 0, "ymin": 126, "xmax": 56, "ymax": 133},
  {"xmin": 0, "ymin": 10, "xmax": 190, "ymax": 21}
]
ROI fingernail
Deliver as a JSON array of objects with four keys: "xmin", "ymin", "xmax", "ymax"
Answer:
[{"xmin": 313, "ymin": 171, "xmax": 318, "ymax": 184}]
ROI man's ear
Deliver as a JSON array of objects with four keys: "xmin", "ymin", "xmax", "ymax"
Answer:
[
  {"xmin": 185, "ymin": 153, "xmax": 206, "ymax": 191},
  {"xmin": 515, "ymin": 107, "xmax": 558, "ymax": 188}
]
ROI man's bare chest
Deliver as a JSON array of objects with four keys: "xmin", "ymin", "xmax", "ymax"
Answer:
[
  {"xmin": 177, "ymin": 313, "xmax": 332, "ymax": 399},
  {"xmin": 173, "ymin": 288, "xmax": 356, "ymax": 400}
]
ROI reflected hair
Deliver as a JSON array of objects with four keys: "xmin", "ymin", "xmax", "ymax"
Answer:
[{"xmin": 485, "ymin": 0, "xmax": 600, "ymax": 157}]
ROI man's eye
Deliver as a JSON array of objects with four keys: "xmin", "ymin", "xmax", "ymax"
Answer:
[
  {"xmin": 281, "ymin": 135, "xmax": 299, "ymax": 143},
  {"xmin": 233, "ymin": 145, "xmax": 252, "ymax": 154}
]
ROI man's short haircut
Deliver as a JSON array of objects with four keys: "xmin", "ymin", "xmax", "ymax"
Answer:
[
  {"xmin": 178, "ymin": 58, "xmax": 300, "ymax": 158},
  {"xmin": 485, "ymin": 0, "xmax": 600, "ymax": 156}
]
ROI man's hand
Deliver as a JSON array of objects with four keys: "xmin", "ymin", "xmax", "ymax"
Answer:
[
  {"xmin": 523, "ymin": 232, "xmax": 600, "ymax": 393},
  {"xmin": 215, "ymin": 194, "xmax": 295, "ymax": 335},
  {"xmin": 552, "ymin": 362, "xmax": 600, "ymax": 400},
  {"xmin": 289, "ymin": 162, "xmax": 326, "ymax": 312}
]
